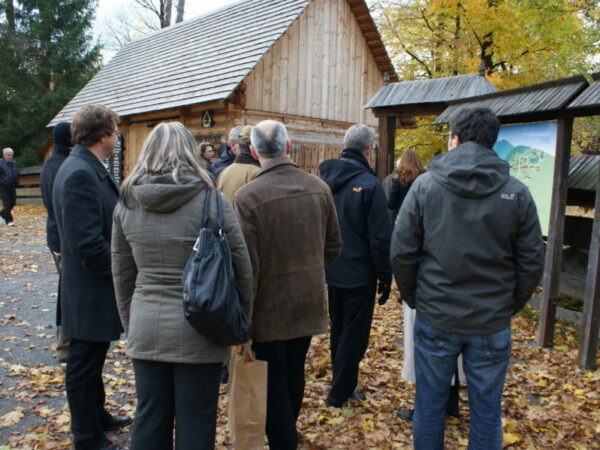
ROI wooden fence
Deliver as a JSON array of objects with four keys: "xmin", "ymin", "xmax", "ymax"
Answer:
[{"xmin": 16, "ymin": 166, "xmax": 42, "ymax": 205}]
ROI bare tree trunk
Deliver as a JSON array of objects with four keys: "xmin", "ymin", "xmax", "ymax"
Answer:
[
  {"xmin": 163, "ymin": 0, "xmax": 172, "ymax": 28},
  {"xmin": 4, "ymin": 0, "xmax": 16, "ymax": 33},
  {"xmin": 176, "ymin": 0, "xmax": 185, "ymax": 23}
]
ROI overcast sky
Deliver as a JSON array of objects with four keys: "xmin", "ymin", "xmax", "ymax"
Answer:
[{"xmin": 94, "ymin": 0, "xmax": 240, "ymax": 61}]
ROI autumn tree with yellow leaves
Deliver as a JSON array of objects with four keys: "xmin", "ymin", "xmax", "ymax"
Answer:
[{"xmin": 370, "ymin": 0, "xmax": 600, "ymax": 163}]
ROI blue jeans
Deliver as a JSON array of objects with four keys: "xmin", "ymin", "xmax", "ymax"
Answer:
[{"xmin": 413, "ymin": 316, "xmax": 511, "ymax": 450}]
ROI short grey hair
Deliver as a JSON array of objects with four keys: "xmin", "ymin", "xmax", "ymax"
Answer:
[
  {"xmin": 344, "ymin": 124, "xmax": 374, "ymax": 151},
  {"xmin": 2, "ymin": 148, "xmax": 14, "ymax": 155},
  {"xmin": 229, "ymin": 126, "xmax": 243, "ymax": 142},
  {"xmin": 251, "ymin": 120, "xmax": 288, "ymax": 158}
]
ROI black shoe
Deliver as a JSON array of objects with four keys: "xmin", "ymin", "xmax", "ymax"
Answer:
[
  {"xmin": 326, "ymin": 396, "xmax": 345, "ymax": 408},
  {"xmin": 350, "ymin": 391, "xmax": 366, "ymax": 401},
  {"xmin": 397, "ymin": 408, "xmax": 414, "ymax": 421},
  {"xmin": 100, "ymin": 415, "xmax": 132, "ymax": 431}
]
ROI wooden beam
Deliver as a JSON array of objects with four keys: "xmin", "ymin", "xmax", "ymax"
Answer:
[
  {"xmin": 578, "ymin": 166, "xmax": 600, "ymax": 370},
  {"xmin": 537, "ymin": 115, "xmax": 574, "ymax": 347},
  {"xmin": 377, "ymin": 116, "xmax": 395, "ymax": 181}
]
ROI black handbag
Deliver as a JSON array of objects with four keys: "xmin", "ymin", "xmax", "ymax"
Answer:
[{"xmin": 182, "ymin": 188, "xmax": 249, "ymax": 346}]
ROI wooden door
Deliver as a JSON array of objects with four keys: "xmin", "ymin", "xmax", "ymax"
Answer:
[{"xmin": 123, "ymin": 122, "xmax": 153, "ymax": 177}]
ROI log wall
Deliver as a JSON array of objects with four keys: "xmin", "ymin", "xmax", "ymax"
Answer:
[{"xmin": 244, "ymin": 0, "xmax": 383, "ymax": 126}]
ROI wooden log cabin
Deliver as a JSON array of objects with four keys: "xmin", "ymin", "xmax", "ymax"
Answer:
[{"xmin": 48, "ymin": 0, "xmax": 397, "ymax": 177}]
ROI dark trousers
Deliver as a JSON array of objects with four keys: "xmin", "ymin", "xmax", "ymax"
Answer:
[
  {"xmin": 0, "ymin": 188, "xmax": 16, "ymax": 223},
  {"xmin": 327, "ymin": 283, "xmax": 377, "ymax": 405},
  {"xmin": 252, "ymin": 336, "xmax": 312, "ymax": 450},
  {"xmin": 131, "ymin": 359, "xmax": 221, "ymax": 450},
  {"xmin": 66, "ymin": 339, "xmax": 110, "ymax": 449}
]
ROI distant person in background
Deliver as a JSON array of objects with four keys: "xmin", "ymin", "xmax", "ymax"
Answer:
[
  {"xmin": 0, "ymin": 147, "xmax": 19, "ymax": 226},
  {"xmin": 40, "ymin": 121, "xmax": 73, "ymax": 363},
  {"xmin": 217, "ymin": 125, "xmax": 260, "ymax": 199},
  {"xmin": 387, "ymin": 150, "xmax": 426, "ymax": 225},
  {"xmin": 199, "ymin": 142, "xmax": 216, "ymax": 173},
  {"xmin": 382, "ymin": 157, "xmax": 399, "ymax": 222},
  {"xmin": 213, "ymin": 126, "xmax": 242, "ymax": 179}
]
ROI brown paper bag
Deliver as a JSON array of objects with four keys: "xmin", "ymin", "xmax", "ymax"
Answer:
[{"xmin": 228, "ymin": 343, "xmax": 267, "ymax": 450}]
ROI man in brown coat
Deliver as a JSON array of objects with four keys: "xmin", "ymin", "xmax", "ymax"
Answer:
[{"xmin": 234, "ymin": 120, "xmax": 342, "ymax": 449}]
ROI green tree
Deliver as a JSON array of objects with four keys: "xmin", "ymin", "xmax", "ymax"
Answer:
[
  {"xmin": 0, "ymin": 0, "xmax": 102, "ymax": 166},
  {"xmin": 370, "ymin": 0, "xmax": 600, "ymax": 162}
]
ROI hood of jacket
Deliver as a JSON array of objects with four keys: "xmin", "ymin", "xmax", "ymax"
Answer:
[
  {"xmin": 319, "ymin": 148, "xmax": 372, "ymax": 193},
  {"xmin": 131, "ymin": 172, "xmax": 206, "ymax": 214},
  {"xmin": 52, "ymin": 144, "xmax": 71, "ymax": 158},
  {"xmin": 428, "ymin": 141, "xmax": 510, "ymax": 199}
]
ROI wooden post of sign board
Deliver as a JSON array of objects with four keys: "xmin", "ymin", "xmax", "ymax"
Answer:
[
  {"xmin": 578, "ymin": 163, "xmax": 600, "ymax": 370},
  {"xmin": 537, "ymin": 115, "xmax": 574, "ymax": 347},
  {"xmin": 377, "ymin": 115, "xmax": 395, "ymax": 181}
]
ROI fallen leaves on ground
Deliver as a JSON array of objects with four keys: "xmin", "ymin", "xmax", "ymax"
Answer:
[{"xmin": 0, "ymin": 205, "xmax": 598, "ymax": 449}]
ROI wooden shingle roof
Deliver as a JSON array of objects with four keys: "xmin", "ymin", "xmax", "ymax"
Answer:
[
  {"xmin": 365, "ymin": 74, "xmax": 497, "ymax": 109},
  {"xmin": 49, "ymin": 0, "xmax": 396, "ymax": 126},
  {"xmin": 568, "ymin": 73, "xmax": 600, "ymax": 115},
  {"xmin": 433, "ymin": 75, "xmax": 589, "ymax": 124},
  {"xmin": 569, "ymin": 155, "xmax": 599, "ymax": 192}
]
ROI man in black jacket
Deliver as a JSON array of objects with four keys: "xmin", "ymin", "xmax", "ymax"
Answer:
[
  {"xmin": 41, "ymin": 122, "xmax": 73, "ymax": 363},
  {"xmin": 391, "ymin": 108, "xmax": 543, "ymax": 450},
  {"xmin": 0, "ymin": 147, "xmax": 19, "ymax": 226},
  {"xmin": 53, "ymin": 105, "xmax": 129, "ymax": 450},
  {"xmin": 319, "ymin": 123, "xmax": 392, "ymax": 408}
]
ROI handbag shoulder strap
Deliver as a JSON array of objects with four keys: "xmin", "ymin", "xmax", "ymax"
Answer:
[
  {"xmin": 215, "ymin": 188, "xmax": 225, "ymax": 232},
  {"xmin": 202, "ymin": 187, "xmax": 225, "ymax": 232},
  {"xmin": 202, "ymin": 187, "xmax": 212, "ymax": 228}
]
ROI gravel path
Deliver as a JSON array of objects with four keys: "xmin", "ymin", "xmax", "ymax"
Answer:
[{"xmin": 0, "ymin": 206, "xmax": 134, "ymax": 449}]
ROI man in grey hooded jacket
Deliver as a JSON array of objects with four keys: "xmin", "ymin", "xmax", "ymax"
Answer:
[{"xmin": 391, "ymin": 108, "xmax": 543, "ymax": 450}]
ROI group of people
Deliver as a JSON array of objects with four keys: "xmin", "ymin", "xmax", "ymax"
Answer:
[{"xmin": 38, "ymin": 103, "xmax": 543, "ymax": 450}]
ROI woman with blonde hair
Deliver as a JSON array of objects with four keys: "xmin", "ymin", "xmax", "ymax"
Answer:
[
  {"xmin": 387, "ymin": 150, "xmax": 426, "ymax": 224},
  {"xmin": 111, "ymin": 122, "xmax": 253, "ymax": 449}
]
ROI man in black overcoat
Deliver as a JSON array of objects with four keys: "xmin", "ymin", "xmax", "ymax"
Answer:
[
  {"xmin": 53, "ymin": 105, "xmax": 130, "ymax": 450},
  {"xmin": 41, "ymin": 122, "xmax": 73, "ymax": 362}
]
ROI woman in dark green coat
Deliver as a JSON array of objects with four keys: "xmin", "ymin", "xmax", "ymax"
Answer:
[{"xmin": 111, "ymin": 122, "xmax": 253, "ymax": 450}]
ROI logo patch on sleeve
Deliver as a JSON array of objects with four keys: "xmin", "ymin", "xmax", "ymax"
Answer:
[
  {"xmin": 501, "ymin": 193, "xmax": 515, "ymax": 200},
  {"xmin": 352, "ymin": 187, "xmax": 363, "ymax": 192}
]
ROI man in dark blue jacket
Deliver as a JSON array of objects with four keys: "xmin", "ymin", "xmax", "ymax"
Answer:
[
  {"xmin": 319, "ymin": 124, "xmax": 392, "ymax": 408},
  {"xmin": 213, "ymin": 126, "xmax": 242, "ymax": 179},
  {"xmin": 53, "ymin": 105, "xmax": 129, "ymax": 450},
  {"xmin": 41, "ymin": 121, "xmax": 73, "ymax": 363}
]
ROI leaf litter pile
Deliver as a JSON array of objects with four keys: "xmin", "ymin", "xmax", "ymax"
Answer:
[{"xmin": 0, "ymin": 205, "xmax": 598, "ymax": 449}]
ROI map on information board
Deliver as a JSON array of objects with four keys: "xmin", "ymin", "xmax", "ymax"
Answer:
[{"xmin": 492, "ymin": 121, "xmax": 557, "ymax": 235}]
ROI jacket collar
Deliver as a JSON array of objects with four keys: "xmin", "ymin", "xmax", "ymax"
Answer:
[
  {"xmin": 71, "ymin": 145, "xmax": 119, "ymax": 193},
  {"xmin": 340, "ymin": 148, "xmax": 373, "ymax": 173},
  {"xmin": 256, "ymin": 156, "xmax": 297, "ymax": 177},
  {"xmin": 234, "ymin": 152, "xmax": 261, "ymax": 167}
]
